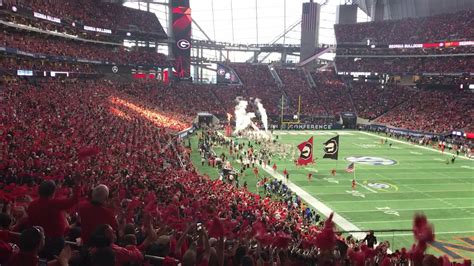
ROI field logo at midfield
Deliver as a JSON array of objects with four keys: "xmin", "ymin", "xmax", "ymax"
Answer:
[{"xmin": 346, "ymin": 156, "xmax": 397, "ymax": 166}]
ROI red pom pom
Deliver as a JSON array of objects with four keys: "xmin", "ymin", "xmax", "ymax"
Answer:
[
  {"xmin": 315, "ymin": 212, "xmax": 336, "ymax": 251},
  {"xmin": 251, "ymin": 221, "xmax": 266, "ymax": 238},
  {"xmin": 256, "ymin": 233, "xmax": 273, "ymax": 247},
  {"xmin": 413, "ymin": 213, "xmax": 435, "ymax": 244},
  {"xmin": 348, "ymin": 248, "xmax": 365, "ymax": 266},
  {"xmin": 380, "ymin": 257, "xmax": 391, "ymax": 266},
  {"xmin": 208, "ymin": 217, "xmax": 225, "ymax": 238},
  {"xmin": 78, "ymin": 146, "xmax": 100, "ymax": 159},
  {"xmin": 273, "ymin": 232, "xmax": 292, "ymax": 249}
]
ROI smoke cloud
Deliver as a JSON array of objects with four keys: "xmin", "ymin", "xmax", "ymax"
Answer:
[{"xmin": 254, "ymin": 98, "xmax": 268, "ymax": 131}]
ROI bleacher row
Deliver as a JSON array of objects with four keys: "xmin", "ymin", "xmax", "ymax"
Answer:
[{"xmin": 334, "ymin": 10, "xmax": 474, "ymax": 44}]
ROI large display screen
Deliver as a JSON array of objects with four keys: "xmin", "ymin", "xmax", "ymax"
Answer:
[
  {"xmin": 216, "ymin": 63, "xmax": 239, "ymax": 84},
  {"xmin": 172, "ymin": 0, "xmax": 191, "ymax": 78}
]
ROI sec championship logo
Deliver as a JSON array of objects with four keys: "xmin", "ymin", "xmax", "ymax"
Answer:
[
  {"xmin": 345, "ymin": 156, "xmax": 397, "ymax": 166},
  {"xmin": 177, "ymin": 39, "xmax": 191, "ymax": 50}
]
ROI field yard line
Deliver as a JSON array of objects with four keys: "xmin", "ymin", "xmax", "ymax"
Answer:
[
  {"xmin": 338, "ymin": 207, "xmax": 474, "ymax": 213},
  {"xmin": 359, "ymin": 131, "xmax": 474, "ymax": 161},
  {"xmin": 326, "ymin": 197, "xmax": 474, "ymax": 203},
  {"xmin": 311, "ymin": 189, "xmax": 474, "ymax": 195},
  {"xmin": 260, "ymin": 164, "xmax": 367, "ymax": 240},
  {"xmin": 357, "ymin": 217, "xmax": 474, "ymax": 224},
  {"xmin": 374, "ymin": 168, "xmax": 474, "ymax": 216},
  {"xmin": 377, "ymin": 230, "xmax": 474, "ymax": 237}
]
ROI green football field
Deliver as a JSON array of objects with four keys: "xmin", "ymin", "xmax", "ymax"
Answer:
[{"xmin": 190, "ymin": 130, "xmax": 474, "ymax": 260}]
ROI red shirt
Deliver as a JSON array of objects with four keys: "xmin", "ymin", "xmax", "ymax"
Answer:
[
  {"xmin": 6, "ymin": 251, "xmax": 38, "ymax": 266},
  {"xmin": 0, "ymin": 230, "xmax": 19, "ymax": 244},
  {"xmin": 78, "ymin": 201, "xmax": 118, "ymax": 245},
  {"xmin": 27, "ymin": 187, "xmax": 79, "ymax": 238},
  {"xmin": 111, "ymin": 244, "xmax": 143, "ymax": 266}
]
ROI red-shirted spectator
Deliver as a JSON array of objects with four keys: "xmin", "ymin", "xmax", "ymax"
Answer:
[
  {"xmin": 78, "ymin": 185, "xmax": 118, "ymax": 245},
  {"xmin": 89, "ymin": 224, "xmax": 143, "ymax": 266},
  {"xmin": 27, "ymin": 181, "xmax": 79, "ymax": 259},
  {"xmin": 6, "ymin": 226, "xmax": 71, "ymax": 266}
]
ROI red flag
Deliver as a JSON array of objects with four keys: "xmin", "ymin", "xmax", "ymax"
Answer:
[{"xmin": 296, "ymin": 136, "xmax": 314, "ymax": 166}]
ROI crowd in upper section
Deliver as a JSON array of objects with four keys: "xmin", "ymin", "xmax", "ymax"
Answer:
[
  {"xmin": 2, "ymin": 0, "xmax": 166, "ymax": 35},
  {"xmin": 0, "ymin": 29, "xmax": 168, "ymax": 66},
  {"xmin": 335, "ymin": 56, "xmax": 474, "ymax": 74},
  {"xmin": 335, "ymin": 9, "xmax": 474, "ymax": 44}
]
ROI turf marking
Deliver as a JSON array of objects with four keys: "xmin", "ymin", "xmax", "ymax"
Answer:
[
  {"xmin": 357, "ymin": 217, "xmax": 474, "ymax": 224},
  {"xmin": 261, "ymin": 165, "xmax": 367, "ymax": 239},
  {"xmin": 360, "ymin": 131, "xmax": 474, "ymax": 161},
  {"xmin": 357, "ymin": 181, "xmax": 378, "ymax": 193},
  {"xmin": 326, "ymin": 197, "xmax": 474, "ymax": 203},
  {"xmin": 377, "ymin": 230, "xmax": 474, "ymax": 237},
  {"xmin": 338, "ymin": 207, "xmax": 474, "ymax": 213}
]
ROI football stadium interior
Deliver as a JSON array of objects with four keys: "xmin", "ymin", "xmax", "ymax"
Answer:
[{"xmin": 0, "ymin": 0, "xmax": 473, "ymax": 265}]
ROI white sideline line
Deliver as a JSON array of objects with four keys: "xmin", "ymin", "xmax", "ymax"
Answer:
[
  {"xmin": 359, "ymin": 131, "xmax": 474, "ymax": 161},
  {"xmin": 357, "ymin": 217, "xmax": 474, "ymax": 224},
  {"xmin": 377, "ymin": 230, "xmax": 474, "ymax": 237},
  {"xmin": 261, "ymin": 165, "xmax": 367, "ymax": 240},
  {"xmin": 326, "ymin": 197, "xmax": 474, "ymax": 203}
]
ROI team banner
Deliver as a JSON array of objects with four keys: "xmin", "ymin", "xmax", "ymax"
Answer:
[
  {"xmin": 296, "ymin": 137, "xmax": 314, "ymax": 166},
  {"xmin": 172, "ymin": 0, "xmax": 191, "ymax": 78},
  {"xmin": 323, "ymin": 135, "xmax": 339, "ymax": 160}
]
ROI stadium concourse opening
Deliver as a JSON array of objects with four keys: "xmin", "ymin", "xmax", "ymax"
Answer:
[{"xmin": 1, "ymin": 0, "xmax": 473, "ymax": 265}]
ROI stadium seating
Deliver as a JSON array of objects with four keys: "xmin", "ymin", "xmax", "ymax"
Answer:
[
  {"xmin": 0, "ymin": 29, "xmax": 168, "ymax": 66},
  {"xmin": 3, "ymin": 77, "xmax": 472, "ymax": 265},
  {"xmin": 335, "ymin": 9, "xmax": 474, "ymax": 44},
  {"xmin": 311, "ymin": 70, "xmax": 355, "ymax": 115},
  {"xmin": 349, "ymin": 82, "xmax": 416, "ymax": 120},
  {"xmin": 2, "ymin": 0, "xmax": 166, "ymax": 35},
  {"xmin": 276, "ymin": 67, "xmax": 327, "ymax": 115},
  {"xmin": 228, "ymin": 63, "xmax": 283, "ymax": 115},
  {"xmin": 376, "ymin": 88, "xmax": 474, "ymax": 133},
  {"xmin": 335, "ymin": 56, "xmax": 474, "ymax": 74},
  {"xmin": 0, "ymin": 56, "xmax": 98, "ymax": 74}
]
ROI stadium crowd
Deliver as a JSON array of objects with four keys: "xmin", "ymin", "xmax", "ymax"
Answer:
[
  {"xmin": 311, "ymin": 71, "xmax": 354, "ymax": 115},
  {"xmin": 336, "ymin": 46, "xmax": 474, "ymax": 56},
  {"xmin": 228, "ymin": 63, "xmax": 284, "ymax": 115},
  {"xmin": 0, "ymin": 56, "xmax": 98, "ymax": 74},
  {"xmin": 376, "ymin": 88, "xmax": 474, "ymax": 133},
  {"xmin": 335, "ymin": 56, "xmax": 474, "ymax": 74},
  {"xmin": 276, "ymin": 68, "xmax": 327, "ymax": 115},
  {"xmin": 0, "ymin": 29, "xmax": 168, "ymax": 66},
  {"xmin": 1, "ymin": 77, "xmax": 473, "ymax": 265},
  {"xmin": 335, "ymin": 9, "xmax": 474, "ymax": 44},
  {"xmin": 349, "ymin": 83, "xmax": 416, "ymax": 120},
  {"xmin": 2, "ymin": 0, "xmax": 165, "ymax": 34}
]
